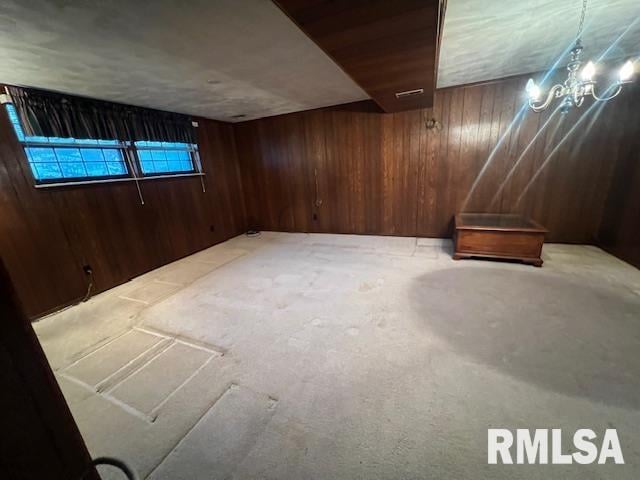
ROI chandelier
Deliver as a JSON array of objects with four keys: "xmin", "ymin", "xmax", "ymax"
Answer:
[{"xmin": 526, "ymin": 0, "xmax": 635, "ymax": 113}]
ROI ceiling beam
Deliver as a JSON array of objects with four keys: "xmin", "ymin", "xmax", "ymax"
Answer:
[{"xmin": 274, "ymin": 0, "xmax": 446, "ymax": 113}]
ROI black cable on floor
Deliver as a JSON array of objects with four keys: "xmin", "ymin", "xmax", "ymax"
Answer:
[{"xmin": 81, "ymin": 269, "xmax": 93, "ymax": 303}]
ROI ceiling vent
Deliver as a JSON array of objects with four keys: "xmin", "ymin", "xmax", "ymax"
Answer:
[{"xmin": 395, "ymin": 88, "xmax": 424, "ymax": 99}]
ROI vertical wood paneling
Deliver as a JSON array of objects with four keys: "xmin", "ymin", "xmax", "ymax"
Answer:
[
  {"xmin": 0, "ymin": 112, "xmax": 247, "ymax": 318},
  {"xmin": 380, "ymin": 110, "xmax": 395, "ymax": 234},
  {"xmin": 0, "ymin": 259, "xmax": 98, "ymax": 480},
  {"xmin": 363, "ymin": 108, "xmax": 383, "ymax": 234},
  {"xmin": 234, "ymin": 75, "xmax": 636, "ymax": 248},
  {"xmin": 304, "ymin": 110, "xmax": 329, "ymax": 232},
  {"xmin": 597, "ymin": 82, "xmax": 640, "ymax": 269},
  {"xmin": 0, "ymin": 106, "xmax": 87, "ymax": 315},
  {"xmin": 3, "ymin": 75, "xmax": 638, "ymax": 319}
]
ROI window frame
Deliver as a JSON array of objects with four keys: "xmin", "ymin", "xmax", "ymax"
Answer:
[
  {"xmin": 132, "ymin": 141, "xmax": 200, "ymax": 178},
  {"xmin": 22, "ymin": 139, "xmax": 133, "ymax": 185},
  {"xmin": 4, "ymin": 102, "xmax": 203, "ymax": 188}
]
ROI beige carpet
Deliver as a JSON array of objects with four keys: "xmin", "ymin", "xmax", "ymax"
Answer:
[{"xmin": 35, "ymin": 233, "xmax": 640, "ymax": 479}]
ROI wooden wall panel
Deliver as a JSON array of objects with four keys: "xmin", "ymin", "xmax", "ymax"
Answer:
[
  {"xmin": 0, "ymin": 258, "xmax": 98, "ymax": 479},
  {"xmin": 2, "ymin": 76, "xmax": 637, "ymax": 319},
  {"xmin": 0, "ymin": 109, "xmax": 247, "ymax": 318},
  {"xmin": 234, "ymin": 75, "xmax": 637, "ymax": 245},
  {"xmin": 0, "ymin": 108, "xmax": 87, "ymax": 316},
  {"xmin": 597, "ymin": 82, "xmax": 640, "ymax": 269}
]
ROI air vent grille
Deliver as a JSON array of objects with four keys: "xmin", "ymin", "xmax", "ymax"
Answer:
[{"xmin": 395, "ymin": 88, "xmax": 424, "ymax": 99}]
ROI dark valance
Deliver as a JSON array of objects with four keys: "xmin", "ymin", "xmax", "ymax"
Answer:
[{"xmin": 6, "ymin": 86, "xmax": 195, "ymax": 144}]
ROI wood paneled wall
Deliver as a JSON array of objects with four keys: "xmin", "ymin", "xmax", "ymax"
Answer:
[
  {"xmin": 234, "ymin": 75, "xmax": 638, "ymax": 245},
  {"xmin": 597, "ymin": 82, "xmax": 640, "ymax": 269},
  {"xmin": 0, "ymin": 258, "xmax": 98, "ymax": 479},
  {"xmin": 2, "ymin": 75, "xmax": 638, "ymax": 318},
  {"xmin": 0, "ymin": 109, "xmax": 246, "ymax": 318}
]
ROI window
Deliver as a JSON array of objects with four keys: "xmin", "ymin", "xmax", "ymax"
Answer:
[
  {"xmin": 7, "ymin": 104, "xmax": 129, "ymax": 183},
  {"xmin": 5, "ymin": 103, "xmax": 199, "ymax": 185},
  {"xmin": 135, "ymin": 141, "xmax": 197, "ymax": 176}
]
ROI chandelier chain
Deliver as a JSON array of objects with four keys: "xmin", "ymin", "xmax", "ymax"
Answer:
[{"xmin": 576, "ymin": 0, "xmax": 588, "ymax": 39}]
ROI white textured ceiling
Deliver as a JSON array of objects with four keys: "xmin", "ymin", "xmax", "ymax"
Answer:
[
  {"xmin": 439, "ymin": 0, "xmax": 640, "ymax": 88},
  {"xmin": 0, "ymin": 0, "xmax": 367, "ymax": 122}
]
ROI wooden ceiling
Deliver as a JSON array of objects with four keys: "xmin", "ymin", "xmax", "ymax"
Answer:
[{"xmin": 275, "ymin": 0, "xmax": 445, "ymax": 113}]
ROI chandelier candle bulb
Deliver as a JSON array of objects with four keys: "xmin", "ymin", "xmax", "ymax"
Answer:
[
  {"xmin": 581, "ymin": 61, "xmax": 595, "ymax": 81},
  {"xmin": 526, "ymin": 79, "xmax": 540, "ymax": 101},
  {"xmin": 619, "ymin": 60, "xmax": 634, "ymax": 82}
]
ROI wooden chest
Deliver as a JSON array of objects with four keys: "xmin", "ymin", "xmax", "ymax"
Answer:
[{"xmin": 453, "ymin": 214, "xmax": 547, "ymax": 267}]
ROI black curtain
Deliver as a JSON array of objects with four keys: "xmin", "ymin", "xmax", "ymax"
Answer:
[{"xmin": 7, "ymin": 86, "xmax": 195, "ymax": 144}]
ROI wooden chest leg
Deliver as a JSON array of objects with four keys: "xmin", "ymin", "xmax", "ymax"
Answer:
[{"xmin": 524, "ymin": 258, "xmax": 544, "ymax": 267}]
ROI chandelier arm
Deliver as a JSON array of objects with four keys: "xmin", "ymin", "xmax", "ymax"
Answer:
[
  {"xmin": 591, "ymin": 84, "xmax": 623, "ymax": 102},
  {"xmin": 529, "ymin": 84, "xmax": 564, "ymax": 112}
]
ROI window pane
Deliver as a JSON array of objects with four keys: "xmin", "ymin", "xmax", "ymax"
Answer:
[
  {"xmin": 135, "ymin": 140, "xmax": 163, "ymax": 148},
  {"xmin": 103, "ymin": 149, "xmax": 123, "ymax": 162},
  {"xmin": 140, "ymin": 161, "xmax": 154, "ymax": 173},
  {"xmin": 138, "ymin": 150, "xmax": 152, "ymax": 161},
  {"xmin": 6, "ymin": 104, "xmax": 25, "ymax": 141},
  {"xmin": 25, "ymin": 135, "xmax": 51, "ymax": 143},
  {"xmin": 167, "ymin": 161, "xmax": 182, "ymax": 172},
  {"xmin": 106, "ymin": 162, "xmax": 127, "ymax": 175},
  {"xmin": 55, "ymin": 148, "xmax": 82, "ymax": 162},
  {"xmin": 49, "ymin": 137, "xmax": 76, "ymax": 144},
  {"xmin": 34, "ymin": 163, "xmax": 63, "ymax": 180},
  {"xmin": 151, "ymin": 150, "xmax": 166, "ymax": 161},
  {"xmin": 60, "ymin": 162, "xmax": 87, "ymax": 178},
  {"xmin": 81, "ymin": 149, "xmax": 105, "ymax": 162},
  {"xmin": 136, "ymin": 142, "xmax": 195, "ymax": 175},
  {"xmin": 165, "ymin": 150, "xmax": 181, "ymax": 161},
  {"xmin": 26, "ymin": 147, "xmax": 56, "ymax": 163},
  {"xmin": 153, "ymin": 161, "xmax": 169, "ymax": 172},
  {"xmin": 85, "ymin": 162, "xmax": 109, "ymax": 176}
]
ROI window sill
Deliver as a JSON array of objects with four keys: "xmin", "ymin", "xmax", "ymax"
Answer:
[{"xmin": 34, "ymin": 172, "xmax": 205, "ymax": 189}]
